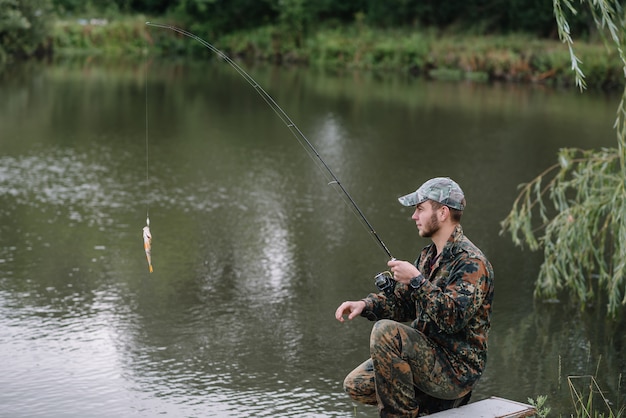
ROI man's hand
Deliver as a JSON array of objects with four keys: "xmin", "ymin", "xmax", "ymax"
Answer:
[
  {"xmin": 335, "ymin": 300, "xmax": 366, "ymax": 322},
  {"xmin": 387, "ymin": 259, "xmax": 420, "ymax": 284}
]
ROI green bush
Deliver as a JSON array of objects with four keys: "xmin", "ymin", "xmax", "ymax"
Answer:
[
  {"xmin": 0, "ymin": 0, "xmax": 54, "ymax": 65},
  {"xmin": 52, "ymin": 17, "xmax": 149, "ymax": 56}
]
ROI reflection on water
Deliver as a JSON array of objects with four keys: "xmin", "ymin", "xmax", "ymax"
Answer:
[
  {"xmin": 1, "ymin": 58, "xmax": 625, "ymax": 417},
  {"xmin": 0, "ymin": 148, "xmax": 131, "ymax": 225}
]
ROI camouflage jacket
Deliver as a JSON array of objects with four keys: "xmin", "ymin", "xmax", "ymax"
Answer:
[{"xmin": 361, "ymin": 225, "xmax": 495, "ymax": 388}]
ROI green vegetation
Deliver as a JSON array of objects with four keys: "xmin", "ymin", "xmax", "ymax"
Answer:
[
  {"xmin": 0, "ymin": 0, "xmax": 54, "ymax": 66},
  {"xmin": 530, "ymin": 375, "xmax": 625, "ymax": 417},
  {"xmin": 501, "ymin": 147, "xmax": 626, "ymax": 316},
  {"xmin": 528, "ymin": 355, "xmax": 625, "ymax": 417},
  {"xmin": 528, "ymin": 395, "xmax": 551, "ymax": 418},
  {"xmin": 52, "ymin": 17, "xmax": 149, "ymax": 56},
  {"xmin": 42, "ymin": 17, "xmax": 622, "ymax": 90},
  {"xmin": 568, "ymin": 375, "xmax": 625, "ymax": 417},
  {"xmin": 2, "ymin": 0, "xmax": 623, "ymax": 89},
  {"xmin": 501, "ymin": 0, "xmax": 626, "ymax": 319}
]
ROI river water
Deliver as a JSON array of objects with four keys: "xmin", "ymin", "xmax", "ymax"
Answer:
[{"xmin": 0, "ymin": 57, "xmax": 624, "ymax": 417}]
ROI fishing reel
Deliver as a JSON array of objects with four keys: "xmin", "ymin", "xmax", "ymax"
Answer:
[{"xmin": 374, "ymin": 271, "xmax": 395, "ymax": 296}]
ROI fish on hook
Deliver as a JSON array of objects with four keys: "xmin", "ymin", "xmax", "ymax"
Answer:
[{"xmin": 143, "ymin": 218, "xmax": 153, "ymax": 273}]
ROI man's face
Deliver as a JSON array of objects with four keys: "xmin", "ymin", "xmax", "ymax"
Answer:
[{"xmin": 411, "ymin": 201, "xmax": 440, "ymax": 238}]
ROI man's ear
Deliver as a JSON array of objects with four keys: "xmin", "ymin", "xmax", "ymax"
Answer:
[{"xmin": 439, "ymin": 205, "xmax": 450, "ymax": 222}]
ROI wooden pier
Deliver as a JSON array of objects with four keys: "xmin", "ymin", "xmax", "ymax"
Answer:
[{"xmin": 428, "ymin": 396, "xmax": 537, "ymax": 417}]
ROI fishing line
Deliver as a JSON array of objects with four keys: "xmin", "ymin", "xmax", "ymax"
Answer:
[
  {"xmin": 145, "ymin": 22, "xmax": 394, "ymax": 260},
  {"xmin": 143, "ymin": 44, "xmax": 154, "ymax": 273},
  {"xmin": 145, "ymin": 54, "xmax": 150, "ymax": 225}
]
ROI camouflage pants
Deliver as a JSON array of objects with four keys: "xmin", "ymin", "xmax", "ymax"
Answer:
[{"xmin": 343, "ymin": 320, "xmax": 470, "ymax": 417}]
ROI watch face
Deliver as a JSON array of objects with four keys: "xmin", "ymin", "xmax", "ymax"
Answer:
[{"xmin": 410, "ymin": 276, "xmax": 422, "ymax": 288}]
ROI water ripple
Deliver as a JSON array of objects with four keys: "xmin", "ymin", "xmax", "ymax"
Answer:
[
  {"xmin": 0, "ymin": 146, "xmax": 257, "ymax": 226},
  {"xmin": 0, "ymin": 147, "xmax": 132, "ymax": 226}
]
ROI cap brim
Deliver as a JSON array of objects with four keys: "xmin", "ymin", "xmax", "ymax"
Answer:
[{"xmin": 398, "ymin": 192, "xmax": 418, "ymax": 207}]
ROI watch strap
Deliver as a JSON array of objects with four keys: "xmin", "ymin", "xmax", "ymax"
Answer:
[{"xmin": 409, "ymin": 274, "xmax": 425, "ymax": 290}]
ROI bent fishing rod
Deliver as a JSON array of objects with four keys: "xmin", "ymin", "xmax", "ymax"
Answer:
[{"xmin": 146, "ymin": 22, "xmax": 394, "ymax": 260}]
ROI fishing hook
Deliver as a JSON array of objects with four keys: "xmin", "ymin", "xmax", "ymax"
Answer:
[{"xmin": 145, "ymin": 22, "xmax": 394, "ymax": 260}]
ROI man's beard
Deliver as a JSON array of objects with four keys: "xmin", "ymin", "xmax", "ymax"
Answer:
[{"xmin": 419, "ymin": 213, "xmax": 440, "ymax": 238}]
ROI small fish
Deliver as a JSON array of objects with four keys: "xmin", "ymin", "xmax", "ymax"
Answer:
[{"xmin": 143, "ymin": 220, "xmax": 153, "ymax": 273}]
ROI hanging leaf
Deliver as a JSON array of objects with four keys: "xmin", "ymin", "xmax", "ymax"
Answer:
[{"xmin": 502, "ymin": 0, "xmax": 626, "ymax": 318}]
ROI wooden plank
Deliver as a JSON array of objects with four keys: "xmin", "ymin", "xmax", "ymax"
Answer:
[{"xmin": 427, "ymin": 396, "xmax": 537, "ymax": 418}]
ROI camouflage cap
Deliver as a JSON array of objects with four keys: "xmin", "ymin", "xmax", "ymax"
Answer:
[{"xmin": 398, "ymin": 177, "xmax": 465, "ymax": 210}]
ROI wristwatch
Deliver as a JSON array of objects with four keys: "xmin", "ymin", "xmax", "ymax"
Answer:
[{"xmin": 409, "ymin": 274, "xmax": 426, "ymax": 290}]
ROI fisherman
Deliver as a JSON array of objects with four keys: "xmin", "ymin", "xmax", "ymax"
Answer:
[{"xmin": 335, "ymin": 177, "xmax": 495, "ymax": 417}]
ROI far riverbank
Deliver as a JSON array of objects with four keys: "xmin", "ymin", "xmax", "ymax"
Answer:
[{"xmin": 50, "ymin": 16, "xmax": 624, "ymax": 90}]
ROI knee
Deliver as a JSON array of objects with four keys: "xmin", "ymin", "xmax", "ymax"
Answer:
[
  {"xmin": 343, "ymin": 366, "xmax": 377, "ymax": 405},
  {"xmin": 343, "ymin": 372, "xmax": 356, "ymax": 393},
  {"xmin": 370, "ymin": 319, "xmax": 400, "ymax": 354},
  {"xmin": 371, "ymin": 319, "xmax": 397, "ymax": 338}
]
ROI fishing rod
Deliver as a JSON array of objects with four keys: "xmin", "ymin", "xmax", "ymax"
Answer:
[{"xmin": 145, "ymin": 22, "xmax": 394, "ymax": 260}]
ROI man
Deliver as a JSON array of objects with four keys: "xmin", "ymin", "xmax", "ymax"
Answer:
[{"xmin": 335, "ymin": 177, "xmax": 494, "ymax": 417}]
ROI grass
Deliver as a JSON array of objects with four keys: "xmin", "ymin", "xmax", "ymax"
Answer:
[
  {"xmin": 567, "ymin": 375, "xmax": 622, "ymax": 417},
  {"xmin": 529, "ymin": 356, "xmax": 624, "ymax": 418},
  {"xmin": 49, "ymin": 16, "xmax": 625, "ymax": 90}
]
